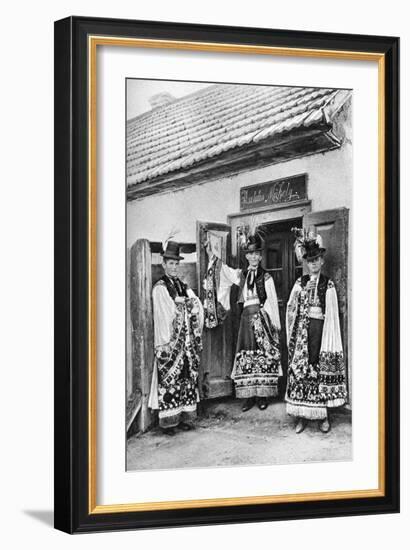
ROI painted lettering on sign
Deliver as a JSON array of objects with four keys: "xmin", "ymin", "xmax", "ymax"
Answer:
[{"xmin": 240, "ymin": 175, "xmax": 307, "ymax": 211}]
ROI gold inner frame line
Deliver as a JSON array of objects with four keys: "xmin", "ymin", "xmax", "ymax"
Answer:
[{"xmin": 88, "ymin": 35, "xmax": 386, "ymax": 514}]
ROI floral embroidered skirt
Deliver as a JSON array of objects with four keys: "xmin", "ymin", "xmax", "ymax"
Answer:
[
  {"xmin": 152, "ymin": 298, "xmax": 203, "ymax": 429},
  {"xmin": 157, "ymin": 357, "xmax": 199, "ymax": 428},
  {"xmin": 286, "ymin": 318, "xmax": 329, "ymax": 420},
  {"xmin": 232, "ymin": 304, "xmax": 281, "ymax": 399}
]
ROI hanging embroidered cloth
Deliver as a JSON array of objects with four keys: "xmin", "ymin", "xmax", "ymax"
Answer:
[{"xmin": 203, "ymin": 256, "xmax": 228, "ymax": 329}]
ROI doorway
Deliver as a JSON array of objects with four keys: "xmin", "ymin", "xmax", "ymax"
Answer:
[{"xmin": 260, "ymin": 218, "xmax": 302, "ymax": 396}]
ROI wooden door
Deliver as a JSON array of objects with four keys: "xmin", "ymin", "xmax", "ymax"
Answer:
[
  {"xmin": 303, "ymin": 208, "xmax": 350, "ymax": 403},
  {"xmin": 196, "ymin": 221, "xmax": 234, "ymax": 399},
  {"xmin": 128, "ymin": 238, "xmax": 154, "ymax": 433},
  {"xmin": 263, "ymin": 221, "xmax": 302, "ymax": 396}
]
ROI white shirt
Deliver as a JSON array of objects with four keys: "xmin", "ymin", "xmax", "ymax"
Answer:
[{"xmin": 204, "ymin": 257, "xmax": 281, "ymax": 330}]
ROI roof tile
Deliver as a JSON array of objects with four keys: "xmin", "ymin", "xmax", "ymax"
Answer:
[{"xmin": 127, "ymin": 84, "xmax": 342, "ymax": 187}]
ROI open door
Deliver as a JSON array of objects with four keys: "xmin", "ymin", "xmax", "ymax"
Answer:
[
  {"xmin": 196, "ymin": 221, "xmax": 234, "ymax": 399},
  {"xmin": 262, "ymin": 218, "xmax": 303, "ymax": 396},
  {"xmin": 303, "ymin": 208, "xmax": 350, "ymax": 403}
]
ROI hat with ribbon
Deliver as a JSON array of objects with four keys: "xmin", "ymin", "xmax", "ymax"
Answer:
[
  {"xmin": 292, "ymin": 227, "xmax": 326, "ymax": 262},
  {"xmin": 161, "ymin": 240, "xmax": 184, "ymax": 261},
  {"xmin": 161, "ymin": 227, "xmax": 184, "ymax": 260},
  {"xmin": 244, "ymin": 233, "xmax": 263, "ymax": 252},
  {"xmin": 238, "ymin": 216, "xmax": 265, "ymax": 252}
]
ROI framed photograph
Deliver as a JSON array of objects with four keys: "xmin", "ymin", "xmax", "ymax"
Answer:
[{"xmin": 54, "ymin": 16, "xmax": 399, "ymax": 533}]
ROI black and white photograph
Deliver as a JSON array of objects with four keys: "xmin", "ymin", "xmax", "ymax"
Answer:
[{"xmin": 126, "ymin": 79, "xmax": 352, "ymax": 471}]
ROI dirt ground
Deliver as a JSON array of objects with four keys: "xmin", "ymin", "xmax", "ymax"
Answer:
[{"xmin": 127, "ymin": 398, "xmax": 352, "ymax": 471}]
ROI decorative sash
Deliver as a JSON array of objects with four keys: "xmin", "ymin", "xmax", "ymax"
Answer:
[
  {"xmin": 204, "ymin": 257, "xmax": 227, "ymax": 329},
  {"xmin": 156, "ymin": 297, "xmax": 203, "ymax": 388}
]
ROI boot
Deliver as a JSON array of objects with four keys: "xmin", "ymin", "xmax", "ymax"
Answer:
[
  {"xmin": 257, "ymin": 397, "xmax": 268, "ymax": 410},
  {"xmin": 319, "ymin": 417, "xmax": 331, "ymax": 433},
  {"xmin": 242, "ymin": 397, "xmax": 256, "ymax": 412},
  {"xmin": 179, "ymin": 422, "xmax": 194, "ymax": 431},
  {"xmin": 295, "ymin": 417, "xmax": 307, "ymax": 434}
]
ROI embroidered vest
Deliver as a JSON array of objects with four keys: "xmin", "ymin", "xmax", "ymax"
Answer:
[
  {"xmin": 239, "ymin": 267, "xmax": 270, "ymax": 306},
  {"xmin": 300, "ymin": 273, "xmax": 329, "ymax": 313},
  {"xmin": 160, "ymin": 275, "xmax": 188, "ymax": 300}
]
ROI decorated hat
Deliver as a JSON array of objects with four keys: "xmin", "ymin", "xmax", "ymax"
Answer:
[
  {"xmin": 244, "ymin": 233, "xmax": 263, "ymax": 252},
  {"xmin": 161, "ymin": 228, "xmax": 183, "ymax": 260},
  {"xmin": 292, "ymin": 227, "xmax": 326, "ymax": 262},
  {"xmin": 238, "ymin": 216, "xmax": 265, "ymax": 252},
  {"xmin": 161, "ymin": 240, "xmax": 184, "ymax": 261}
]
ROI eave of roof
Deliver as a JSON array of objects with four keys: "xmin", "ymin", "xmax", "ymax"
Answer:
[
  {"xmin": 127, "ymin": 125, "xmax": 340, "ymax": 200},
  {"xmin": 127, "ymin": 84, "xmax": 350, "ymax": 198}
]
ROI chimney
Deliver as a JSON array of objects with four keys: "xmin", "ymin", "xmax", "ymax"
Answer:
[{"xmin": 149, "ymin": 92, "xmax": 175, "ymax": 110}]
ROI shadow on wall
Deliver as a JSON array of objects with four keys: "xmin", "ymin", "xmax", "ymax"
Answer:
[{"xmin": 23, "ymin": 510, "xmax": 54, "ymax": 527}]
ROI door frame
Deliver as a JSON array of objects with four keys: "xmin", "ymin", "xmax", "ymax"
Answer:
[
  {"xmin": 228, "ymin": 201, "xmax": 352, "ymax": 407},
  {"xmin": 228, "ymin": 200, "xmax": 312, "ymax": 267},
  {"xmin": 196, "ymin": 221, "xmax": 234, "ymax": 400},
  {"xmin": 228, "ymin": 202, "xmax": 312, "ymax": 397},
  {"xmin": 303, "ymin": 207, "xmax": 351, "ymax": 407},
  {"xmin": 260, "ymin": 218, "xmax": 304, "ymax": 397}
]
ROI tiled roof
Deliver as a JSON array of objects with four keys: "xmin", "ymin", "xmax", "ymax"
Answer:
[{"xmin": 127, "ymin": 84, "xmax": 342, "ymax": 188}]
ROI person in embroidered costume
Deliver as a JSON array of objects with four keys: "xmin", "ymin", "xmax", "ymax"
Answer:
[
  {"xmin": 285, "ymin": 228, "xmax": 347, "ymax": 434},
  {"xmin": 204, "ymin": 222, "xmax": 282, "ymax": 412},
  {"xmin": 148, "ymin": 240, "xmax": 204, "ymax": 436}
]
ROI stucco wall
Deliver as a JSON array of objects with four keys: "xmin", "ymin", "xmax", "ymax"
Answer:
[{"xmin": 127, "ymin": 142, "xmax": 352, "ymax": 248}]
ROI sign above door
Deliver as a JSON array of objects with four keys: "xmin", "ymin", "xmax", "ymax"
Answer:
[{"xmin": 240, "ymin": 173, "xmax": 307, "ymax": 211}]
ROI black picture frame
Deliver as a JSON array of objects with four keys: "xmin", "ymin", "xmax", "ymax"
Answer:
[{"xmin": 54, "ymin": 15, "xmax": 400, "ymax": 534}]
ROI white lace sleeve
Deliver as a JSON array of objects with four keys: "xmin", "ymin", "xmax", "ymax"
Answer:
[
  {"xmin": 152, "ymin": 283, "xmax": 176, "ymax": 348},
  {"xmin": 320, "ymin": 283, "xmax": 343, "ymax": 353},
  {"xmin": 262, "ymin": 276, "xmax": 281, "ymax": 330},
  {"xmin": 217, "ymin": 262, "xmax": 242, "ymax": 311}
]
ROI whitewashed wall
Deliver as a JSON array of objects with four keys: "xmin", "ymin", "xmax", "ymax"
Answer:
[{"xmin": 127, "ymin": 142, "xmax": 352, "ymax": 248}]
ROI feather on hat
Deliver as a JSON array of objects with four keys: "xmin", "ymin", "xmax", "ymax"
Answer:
[
  {"xmin": 292, "ymin": 227, "xmax": 326, "ymax": 262},
  {"xmin": 238, "ymin": 216, "xmax": 265, "ymax": 252},
  {"xmin": 161, "ymin": 227, "xmax": 183, "ymax": 260}
]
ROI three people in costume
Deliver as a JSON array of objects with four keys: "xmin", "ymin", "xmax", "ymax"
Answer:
[
  {"xmin": 285, "ymin": 229, "xmax": 347, "ymax": 433},
  {"xmin": 148, "ymin": 224, "xmax": 346, "ymax": 436},
  {"xmin": 203, "ymin": 223, "xmax": 282, "ymax": 412},
  {"xmin": 148, "ymin": 240, "xmax": 204, "ymax": 436}
]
